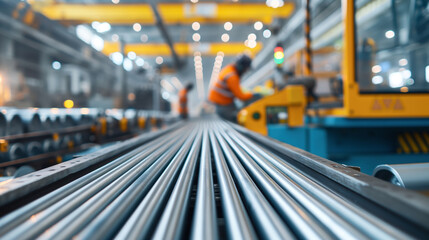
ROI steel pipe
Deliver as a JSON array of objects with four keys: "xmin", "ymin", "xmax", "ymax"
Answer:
[{"xmin": 0, "ymin": 119, "xmax": 427, "ymax": 239}]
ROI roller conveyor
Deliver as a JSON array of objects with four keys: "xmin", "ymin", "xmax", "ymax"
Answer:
[{"xmin": 0, "ymin": 119, "xmax": 428, "ymax": 239}]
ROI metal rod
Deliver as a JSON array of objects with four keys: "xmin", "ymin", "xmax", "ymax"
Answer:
[
  {"xmin": 0, "ymin": 126, "xmax": 187, "ymax": 239},
  {"xmin": 222, "ymin": 124, "xmax": 367, "ymax": 239},
  {"xmin": 220, "ymin": 127, "xmax": 334, "ymax": 240},
  {"xmin": 213, "ymin": 128, "xmax": 295, "ymax": 239},
  {"xmin": 190, "ymin": 128, "xmax": 219, "ymax": 240},
  {"xmin": 231, "ymin": 122, "xmax": 412, "ymax": 239},
  {"xmin": 115, "ymin": 127, "xmax": 200, "ymax": 239},
  {"xmin": 208, "ymin": 128, "xmax": 257, "ymax": 240},
  {"xmin": 75, "ymin": 127, "xmax": 194, "ymax": 239},
  {"xmin": 151, "ymin": 128, "xmax": 203, "ymax": 239}
]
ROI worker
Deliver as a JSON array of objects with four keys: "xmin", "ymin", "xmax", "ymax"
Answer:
[
  {"xmin": 178, "ymin": 83, "xmax": 194, "ymax": 119},
  {"xmin": 208, "ymin": 54, "xmax": 258, "ymax": 122}
]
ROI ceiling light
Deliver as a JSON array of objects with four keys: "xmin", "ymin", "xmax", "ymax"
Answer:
[
  {"xmin": 221, "ymin": 33, "xmax": 230, "ymax": 42},
  {"xmin": 110, "ymin": 52, "xmax": 123, "ymax": 65},
  {"xmin": 52, "ymin": 61, "xmax": 61, "ymax": 70},
  {"xmin": 156, "ymin": 56, "xmax": 164, "ymax": 65},
  {"xmin": 244, "ymin": 40, "xmax": 249, "ymax": 47},
  {"xmin": 111, "ymin": 34, "xmax": 119, "ymax": 41},
  {"xmin": 192, "ymin": 33, "xmax": 201, "ymax": 42},
  {"xmin": 127, "ymin": 51, "xmax": 136, "ymax": 60},
  {"xmin": 91, "ymin": 21, "xmax": 100, "ymax": 30},
  {"xmin": 224, "ymin": 22, "xmax": 233, "ymax": 31},
  {"xmin": 123, "ymin": 58, "xmax": 133, "ymax": 72},
  {"xmin": 192, "ymin": 22, "xmax": 200, "ymax": 31},
  {"xmin": 190, "ymin": 0, "xmax": 198, "ymax": 3},
  {"xmin": 266, "ymin": 0, "xmax": 284, "ymax": 8},
  {"xmin": 171, "ymin": 77, "xmax": 183, "ymax": 89},
  {"xmin": 263, "ymin": 29, "xmax": 271, "ymax": 38},
  {"xmin": 112, "ymin": 0, "xmax": 119, "ymax": 4},
  {"xmin": 385, "ymin": 30, "xmax": 395, "ymax": 39},
  {"xmin": 248, "ymin": 40, "xmax": 257, "ymax": 49},
  {"xmin": 136, "ymin": 57, "xmax": 145, "ymax": 67},
  {"xmin": 248, "ymin": 33, "xmax": 257, "ymax": 41},
  {"xmin": 140, "ymin": 34, "xmax": 148, "ymax": 42},
  {"xmin": 91, "ymin": 22, "xmax": 111, "ymax": 33},
  {"xmin": 133, "ymin": 23, "xmax": 142, "ymax": 32},
  {"xmin": 76, "ymin": 25, "xmax": 92, "ymax": 44},
  {"xmin": 91, "ymin": 34, "xmax": 104, "ymax": 51},
  {"xmin": 254, "ymin": 21, "xmax": 263, "ymax": 31},
  {"xmin": 399, "ymin": 58, "xmax": 408, "ymax": 66}
]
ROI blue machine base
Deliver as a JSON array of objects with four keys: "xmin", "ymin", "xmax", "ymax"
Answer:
[{"xmin": 267, "ymin": 117, "xmax": 429, "ymax": 175}]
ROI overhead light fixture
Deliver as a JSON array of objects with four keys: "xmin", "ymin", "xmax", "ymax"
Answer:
[
  {"xmin": 110, "ymin": 52, "xmax": 124, "ymax": 65},
  {"xmin": 254, "ymin": 21, "xmax": 263, "ymax": 31},
  {"xmin": 140, "ymin": 34, "xmax": 148, "ymax": 42},
  {"xmin": 136, "ymin": 57, "xmax": 145, "ymax": 67},
  {"xmin": 91, "ymin": 22, "xmax": 111, "ymax": 33},
  {"xmin": 224, "ymin": 22, "xmax": 233, "ymax": 31},
  {"xmin": 248, "ymin": 40, "xmax": 257, "ymax": 49},
  {"xmin": 123, "ymin": 58, "xmax": 133, "ymax": 72},
  {"xmin": 133, "ymin": 23, "xmax": 142, "ymax": 32},
  {"xmin": 161, "ymin": 79, "xmax": 175, "ymax": 92},
  {"xmin": 399, "ymin": 58, "xmax": 408, "ymax": 66},
  {"xmin": 156, "ymin": 56, "xmax": 164, "ymax": 65},
  {"xmin": 76, "ymin": 25, "xmax": 92, "ymax": 44},
  {"xmin": 111, "ymin": 34, "xmax": 119, "ymax": 42},
  {"xmin": 266, "ymin": 0, "xmax": 284, "ymax": 8},
  {"xmin": 91, "ymin": 34, "xmax": 104, "ymax": 51},
  {"xmin": 192, "ymin": 22, "xmax": 200, "ymax": 31},
  {"xmin": 385, "ymin": 30, "xmax": 395, "ymax": 39},
  {"xmin": 127, "ymin": 51, "xmax": 136, "ymax": 60},
  {"xmin": 221, "ymin": 33, "xmax": 230, "ymax": 42},
  {"xmin": 52, "ymin": 61, "xmax": 61, "ymax": 70},
  {"xmin": 263, "ymin": 29, "xmax": 271, "ymax": 38},
  {"xmin": 190, "ymin": 0, "xmax": 198, "ymax": 3},
  {"xmin": 192, "ymin": 33, "xmax": 201, "ymax": 42},
  {"xmin": 171, "ymin": 77, "xmax": 184, "ymax": 89},
  {"xmin": 112, "ymin": 0, "xmax": 119, "ymax": 4},
  {"xmin": 248, "ymin": 33, "xmax": 257, "ymax": 41}
]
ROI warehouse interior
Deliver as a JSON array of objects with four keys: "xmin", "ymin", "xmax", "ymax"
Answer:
[{"xmin": 0, "ymin": 0, "xmax": 429, "ymax": 238}]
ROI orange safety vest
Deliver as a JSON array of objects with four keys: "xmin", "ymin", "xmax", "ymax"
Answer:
[
  {"xmin": 178, "ymin": 88, "xmax": 188, "ymax": 114},
  {"xmin": 208, "ymin": 65, "xmax": 237, "ymax": 105}
]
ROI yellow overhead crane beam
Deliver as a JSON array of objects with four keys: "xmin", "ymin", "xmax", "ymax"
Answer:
[
  {"xmin": 30, "ymin": 2, "xmax": 294, "ymax": 25},
  {"xmin": 102, "ymin": 42, "xmax": 263, "ymax": 57}
]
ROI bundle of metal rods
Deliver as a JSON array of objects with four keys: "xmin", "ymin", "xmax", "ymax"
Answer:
[{"xmin": 0, "ymin": 119, "xmax": 427, "ymax": 239}]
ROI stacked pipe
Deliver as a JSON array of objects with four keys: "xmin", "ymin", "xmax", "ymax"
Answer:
[
  {"xmin": 0, "ymin": 119, "xmax": 427, "ymax": 239},
  {"xmin": 0, "ymin": 108, "xmax": 173, "ymax": 162}
]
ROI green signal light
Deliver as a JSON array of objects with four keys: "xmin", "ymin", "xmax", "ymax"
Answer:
[{"xmin": 274, "ymin": 46, "xmax": 284, "ymax": 64}]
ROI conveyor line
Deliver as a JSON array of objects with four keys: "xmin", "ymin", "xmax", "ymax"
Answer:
[{"xmin": 0, "ymin": 119, "xmax": 428, "ymax": 239}]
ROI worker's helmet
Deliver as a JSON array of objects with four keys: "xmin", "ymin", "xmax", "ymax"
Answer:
[
  {"xmin": 185, "ymin": 83, "xmax": 194, "ymax": 91},
  {"xmin": 235, "ymin": 54, "xmax": 252, "ymax": 76}
]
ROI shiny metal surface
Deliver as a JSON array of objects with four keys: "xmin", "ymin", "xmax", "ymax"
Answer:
[{"xmin": 0, "ymin": 118, "xmax": 428, "ymax": 239}]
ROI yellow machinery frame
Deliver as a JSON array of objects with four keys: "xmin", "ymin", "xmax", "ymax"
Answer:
[
  {"xmin": 238, "ymin": 85, "xmax": 306, "ymax": 135},
  {"xmin": 325, "ymin": 0, "xmax": 429, "ymax": 118}
]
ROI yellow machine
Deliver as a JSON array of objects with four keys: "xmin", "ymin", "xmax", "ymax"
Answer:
[
  {"xmin": 238, "ymin": 0, "xmax": 429, "ymax": 174},
  {"xmin": 238, "ymin": 85, "xmax": 306, "ymax": 135}
]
